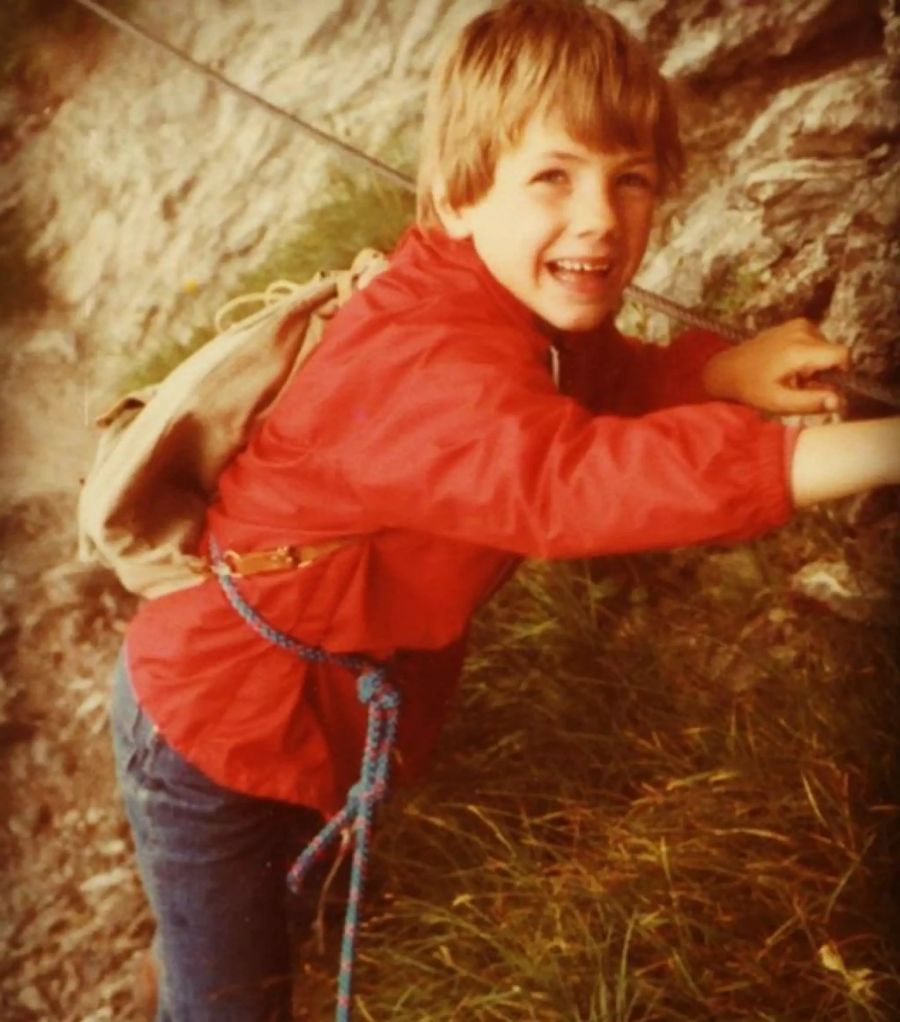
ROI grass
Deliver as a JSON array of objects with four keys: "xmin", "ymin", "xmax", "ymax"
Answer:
[
  {"xmin": 324, "ymin": 514, "xmax": 899, "ymax": 1021},
  {"xmin": 117, "ymin": 152, "xmax": 416, "ymax": 392},
  {"xmin": 703, "ymin": 262, "xmax": 770, "ymax": 323}
]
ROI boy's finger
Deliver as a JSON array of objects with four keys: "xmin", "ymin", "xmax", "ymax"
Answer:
[
  {"xmin": 819, "ymin": 390, "xmax": 845, "ymax": 414},
  {"xmin": 782, "ymin": 345, "xmax": 850, "ymax": 376},
  {"xmin": 778, "ymin": 385, "xmax": 844, "ymax": 415},
  {"xmin": 802, "ymin": 340, "xmax": 851, "ymax": 368}
]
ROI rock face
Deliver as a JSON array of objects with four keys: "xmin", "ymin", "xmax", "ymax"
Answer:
[
  {"xmin": 650, "ymin": 0, "xmax": 874, "ymax": 78},
  {"xmin": 8, "ymin": 0, "xmax": 485, "ymax": 425},
  {"xmin": 0, "ymin": 2, "xmax": 897, "ymax": 1019},
  {"xmin": 3, "ymin": 1, "xmax": 897, "ymax": 462},
  {"xmin": 626, "ymin": 0, "xmax": 898, "ymax": 377}
]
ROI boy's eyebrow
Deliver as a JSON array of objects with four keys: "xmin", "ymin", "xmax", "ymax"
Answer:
[
  {"xmin": 535, "ymin": 149, "xmax": 587, "ymax": 163},
  {"xmin": 534, "ymin": 149, "xmax": 658, "ymax": 168}
]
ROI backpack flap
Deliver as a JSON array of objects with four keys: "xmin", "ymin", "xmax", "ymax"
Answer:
[{"xmin": 77, "ymin": 257, "xmax": 386, "ymax": 600}]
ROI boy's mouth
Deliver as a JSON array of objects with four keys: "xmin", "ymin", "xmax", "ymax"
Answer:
[{"xmin": 546, "ymin": 257, "xmax": 615, "ymax": 292}]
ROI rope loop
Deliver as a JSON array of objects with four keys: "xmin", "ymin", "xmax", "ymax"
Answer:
[
  {"xmin": 357, "ymin": 668, "xmax": 400, "ymax": 709},
  {"xmin": 208, "ymin": 535, "xmax": 399, "ymax": 1022}
]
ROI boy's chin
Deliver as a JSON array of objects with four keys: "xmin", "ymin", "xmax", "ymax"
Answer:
[{"xmin": 537, "ymin": 303, "xmax": 616, "ymax": 334}]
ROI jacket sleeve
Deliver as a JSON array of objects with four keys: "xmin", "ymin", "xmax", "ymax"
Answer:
[
  {"xmin": 586, "ymin": 327, "xmax": 731, "ymax": 415},
  {"xmin": 338, "ymin": 324, "xmax": 795, "ymax": 560}
]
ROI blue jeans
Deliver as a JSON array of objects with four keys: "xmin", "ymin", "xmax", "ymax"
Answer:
[{"xmin": 110, "ymin": 655, "xmax": 326, "ymax": 1021}]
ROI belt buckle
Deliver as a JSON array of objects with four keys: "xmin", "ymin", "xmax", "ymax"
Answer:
[{"xmin": 222, "ymin": 546, "xmax": 300, "ymax": 576}]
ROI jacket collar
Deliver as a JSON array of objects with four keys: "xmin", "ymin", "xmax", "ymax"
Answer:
[
  {"xmin": 393, "ymin": 225, "xmax": 545, "ymax": 336},
  {"xmin": 390, "ymin": 225, "xmax": 623, "ymax": 360}
]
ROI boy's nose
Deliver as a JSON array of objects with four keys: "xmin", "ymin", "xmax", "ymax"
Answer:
[{"xmin": 573, "ymin": 183, "xmax": 619, "ymax": 237}]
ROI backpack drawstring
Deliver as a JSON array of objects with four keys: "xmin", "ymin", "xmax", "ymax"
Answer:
[{"xmin": 209, "ymin": 536, "xmax": 399, "ymax": 1022}]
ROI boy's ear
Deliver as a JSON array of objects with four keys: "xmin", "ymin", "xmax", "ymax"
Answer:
[{"xmin": 434, "ymin": 186, "xmax": 473, "ymax": 240}]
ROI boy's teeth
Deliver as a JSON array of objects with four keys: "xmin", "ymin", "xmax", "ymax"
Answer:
[{"xmin": 553, "ymin": 259, "xmax": 611, "ymax": 272}]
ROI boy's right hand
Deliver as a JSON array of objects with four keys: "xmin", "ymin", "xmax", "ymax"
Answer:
[{"xmin": 701, "ymin": 318, "xmax": 851, "ymax": 415}]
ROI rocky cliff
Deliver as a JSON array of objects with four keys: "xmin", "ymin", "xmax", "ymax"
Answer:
[{"xmin": 1, "ymin": 2, "xmax": 896, "ymax": 1018}]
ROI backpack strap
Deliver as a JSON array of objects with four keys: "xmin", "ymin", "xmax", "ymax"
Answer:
[{"xmin": 192, "ymin": 538, "xmax": 349, "ymax": 578}]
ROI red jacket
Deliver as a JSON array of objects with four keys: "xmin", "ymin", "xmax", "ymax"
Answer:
[{"xmin": 127, "ymin": 227, "xmax": 796, "ymax": 814}]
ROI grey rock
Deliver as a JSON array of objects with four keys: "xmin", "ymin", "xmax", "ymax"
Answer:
[
  {"xmin": 732, "ymin": 59, "xmax": 898, "ymax": 163},
  {"xmin": 791, "ymin": 559, "xmax": 893, "ymax": 623},
  {"xmin": 881, "ymin": 0, "xmax": 900, "ymax": 65},
  {"xmin": 656, "ymin": 0, "xmax": 874, "ymax": 78}
]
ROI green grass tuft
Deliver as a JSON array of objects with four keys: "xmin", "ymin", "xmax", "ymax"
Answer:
[
  {"xmin": 703, "ymin": 262, "xmax": 769, "ymax": 322},
  {"xmin": 335, "ymin": 515, "xmax": 899, "ymax": 1021},
  {"xmin": 117, "ymin": 157, "xmax": 415, "ymax": 393}
]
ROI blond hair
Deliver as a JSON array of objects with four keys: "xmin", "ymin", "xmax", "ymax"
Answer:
[{"xmin": 417, "ymin": 0, "xmax": 684, "ymax": 227}]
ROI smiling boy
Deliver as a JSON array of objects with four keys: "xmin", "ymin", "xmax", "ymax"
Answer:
[
  {"xmin": 438, "ymin": 116, "xmax": 660, "ymax": 333},
  {"xmin": 111, "ymin": 2, "xmax": 900, "ymax": 1019}
]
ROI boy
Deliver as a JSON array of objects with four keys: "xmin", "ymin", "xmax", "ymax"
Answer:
[{"xmin": 111, "ymin": 2, "xmax": 900, "ymax": 1019}]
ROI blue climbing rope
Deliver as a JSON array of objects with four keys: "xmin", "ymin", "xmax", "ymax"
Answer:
[{"xmin": 209, "ymin": 536, "xmax": 400, "ymax": 1022}]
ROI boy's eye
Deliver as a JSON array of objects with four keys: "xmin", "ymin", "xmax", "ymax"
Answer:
[
  {"xmin": 617, "ymin": 171, "xmax": 656, "ymax": 191},
  {"xmin": 532, "ymin": 168, "xmax": 568, "ymax": 186}
]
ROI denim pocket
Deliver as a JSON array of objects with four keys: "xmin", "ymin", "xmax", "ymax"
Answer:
[
  {"xmin": 141, "ymin": 732, "xmax": 231, "ymax": 807},
  {"xmin": 110, "ymin": 652, "xmax": 156, "ymax": 778}
]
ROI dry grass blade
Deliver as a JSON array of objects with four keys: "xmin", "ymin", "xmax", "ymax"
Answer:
[{"xmin": 334, "ymin": 526, "xmax": 899, "ymax": 1021}]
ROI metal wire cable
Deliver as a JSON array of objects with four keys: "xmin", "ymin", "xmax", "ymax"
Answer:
[
  {"xmin": 70, "ymin": 0, "xmax": 899, "ymax": 407},
  {"xmin": 70, "ymin": 0, "xmax": 413, "ymax": 191}
]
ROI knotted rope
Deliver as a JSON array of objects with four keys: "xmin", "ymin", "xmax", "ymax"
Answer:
[{"xmin": 209, "ymin": 537, "xmax": 400, "ymax": 1022}]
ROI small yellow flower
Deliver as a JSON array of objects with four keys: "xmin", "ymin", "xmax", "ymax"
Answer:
[{"xmin": 817, "ymin": 942, "xmax": 877, "ymax": 1003}]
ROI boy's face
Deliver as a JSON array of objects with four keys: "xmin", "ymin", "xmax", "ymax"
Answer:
[{"xmin": 441, "ymin": 115, "xmax": 659, "ymax": 333}]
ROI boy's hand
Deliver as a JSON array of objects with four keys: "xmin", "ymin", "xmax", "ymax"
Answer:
[{"xmin": 701, "ymin": 319, "xmax": 851, "ymax": 414}]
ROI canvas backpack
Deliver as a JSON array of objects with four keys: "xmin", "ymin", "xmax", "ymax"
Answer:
[{"xmin": 77, "ymin": 247, "xmax": 388, "ymax": 600}]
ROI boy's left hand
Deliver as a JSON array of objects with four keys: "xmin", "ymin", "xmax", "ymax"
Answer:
[{"xmin": 701, "ymin": 318, "xmax": 851, "ymax": 415}]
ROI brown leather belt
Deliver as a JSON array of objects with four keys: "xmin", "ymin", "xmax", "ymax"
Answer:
[{"xmin": 201, "ymin": 540, "xmax": 347, "ymax": 577}]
